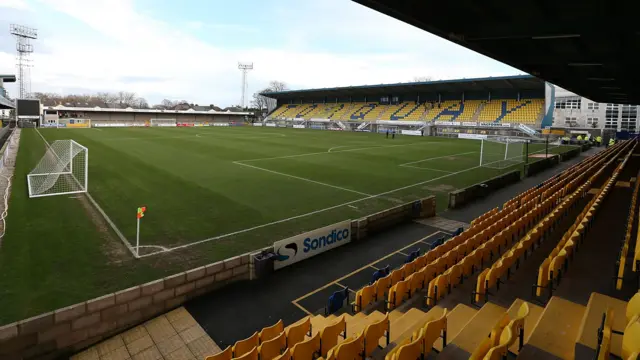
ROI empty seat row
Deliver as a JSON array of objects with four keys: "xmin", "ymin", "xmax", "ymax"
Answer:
[
  {"xmin": 474, "ymin": 185, "xmax": 585, "ymax": 304},
  {"xmin": 535, "ymin": 143, "xmax": 635, "ymax": 300},
  {"xmin": 595, "ymin": 291, "xmax": 640, "ymax": 359},
  {"xmin": 382, "ymin": 308, "xmax": 447, "ymax": 360},
  {"xmin": 616, "ymin": 167, "xmax": 640, "ymax": 290},
  {"xmin": 469, "ymin": 302, "xmax": 531, "ymax": 359},
  {"xmin": 425, "ymin": 194, "xmax": 551, "ymax": 307}
]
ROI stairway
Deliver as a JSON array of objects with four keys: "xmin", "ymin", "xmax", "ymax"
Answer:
[
  {"xmin": 518, "ymin": 297, "xmax": 586, "ymax": 360},
  {"xmin": 471, "ymin": 102, "xmax": 486, "ymax": 122}
]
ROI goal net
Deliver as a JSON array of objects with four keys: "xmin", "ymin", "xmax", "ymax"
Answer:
[
  {"xmin": 27, "ymin": 140, "xmax": 88, "ymax": 198},
  {"xmin": 150, "ymin": 118, "xmax": 176, "ymax": 127},
  {"xmin": 480, "ymin": 136, "xmax": 525, "ymax": 169}
]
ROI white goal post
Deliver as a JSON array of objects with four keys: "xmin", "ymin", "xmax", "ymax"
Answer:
[
  {"xmin": 27, "ymin": 140, "xmax": 88, "ymax": 198},
  {"xmin": 150, "ymin": 118, "xmax": 177, "ymax": 127},
  {"xmin": 480, "ymin": 136, "xmax": 525, "ymax": 170}
]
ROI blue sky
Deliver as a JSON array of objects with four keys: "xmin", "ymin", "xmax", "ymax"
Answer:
[{"xmin": 0, "ymin": 0, "xmax": 521, "ymax": 107}]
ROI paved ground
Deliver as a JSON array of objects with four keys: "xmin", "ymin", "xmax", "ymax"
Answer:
[
  {"xmin": 184, "ymin": 148, "xmax": 602, "ymax": 349},
  {"xmin": 72, "ymin": 307, "xmax": 220, "ymax": 360}
]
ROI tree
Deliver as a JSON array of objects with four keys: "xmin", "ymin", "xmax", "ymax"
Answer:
[
  {"xmin": 254, "ymin": 80, "xmax": 288, "ymax": 112},
  {"xmin": 268, "ymin": 80, "xmax": 288, "ymax": 92},
  {"xmin": 412, "ymin": 76, "xmax": 433, "ymax": 82},
  {"xmin": 250, "ymin": 90, "xmax": 269, "ymax": 113},
  {"xmin": 160, "ymin": 99, "xmax": 175, "ymax": 109},
  {"xmin": 116, "ymin": 91, "xmax": 137, "ymax": 108}
]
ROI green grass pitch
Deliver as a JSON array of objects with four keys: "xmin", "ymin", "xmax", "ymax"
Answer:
[{"xmin": 0, "ymin": 126, "xmax": 573, "ymax": 323}]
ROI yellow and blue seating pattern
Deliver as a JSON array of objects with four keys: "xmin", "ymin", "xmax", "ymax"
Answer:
[
  {"xmin": 268, "ymin": 98, "xmax": 543, "ymax": 124},
  {"xmin": 478, "ymin": 99, "xmax": 544, "ymax": 124}
]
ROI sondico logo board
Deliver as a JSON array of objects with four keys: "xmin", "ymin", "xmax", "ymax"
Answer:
[{"xmin": 273, "ymin": 220, "xmax": 351, "ymax": 270}]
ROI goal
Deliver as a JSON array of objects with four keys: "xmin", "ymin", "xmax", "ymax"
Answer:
[
  {"xmin": 480, "ymin": 136, "xmax": 525, "ymax": 169},
  {"xmin": 150, "ymin": 118, "xmax": 176, "ymax": 127},
  {"xmin": 27, "ymin": 140, "xmax": 88, "ymax": 198}
]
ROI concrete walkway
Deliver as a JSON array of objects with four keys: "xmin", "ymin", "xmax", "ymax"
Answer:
[{"xmin": 72, "ymin": 307, "xmax": 220, "ymax": 360}]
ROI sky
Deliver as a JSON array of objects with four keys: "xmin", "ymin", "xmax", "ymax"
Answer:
[{"xmin": 0, "ymin": 0, "xmax": 523, "ymax": 107}]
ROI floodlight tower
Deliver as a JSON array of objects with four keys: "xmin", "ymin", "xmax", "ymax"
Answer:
[
  {"xmin": 10, "ymin": 24, "xmax": 38, "ymax": 99},
  {"xmin": 238, "ymin": 62, "xmax": 253, "ymax": 109}
]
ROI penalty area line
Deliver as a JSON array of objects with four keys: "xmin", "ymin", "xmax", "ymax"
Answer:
[
  {"xmin": 233, "ymin": 161, "xmax": 373, "ymax": 197},
  {"xmin": 400, "ymin": 165, "xmax": 453, "ymax": 173},
  {"xmin": 138, "ymin": 157, "xmax": 503, "ymax": 258},
  {"xmin": 399, "ymin": 151, "xmax": 477, "ymax": 166}
]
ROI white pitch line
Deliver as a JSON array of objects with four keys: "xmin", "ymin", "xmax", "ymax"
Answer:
[
  {"xmin": 400, "ymin": 151, "xmax": 477, "ymax": 166},
  {"xmin": 138, "ymin": 154, "xmax": 503, "ymax": 258},
  {"xmin": 240, "ymin": 141, "xmax": 442, "ymax": 163},
  {"xmin": 234, "ymin": 161, "xmax": 373, "ymax": 197},
  {"xmin": 327, "ymin": 143, "xmax": 370, "ymax": 152},
  {"xmin": 400, "ymin": 165, "xmax": 453, "ymax": 173}
]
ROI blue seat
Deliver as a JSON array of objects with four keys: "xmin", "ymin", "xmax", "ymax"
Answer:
[
  {"xmin": 430, "ymin": 237, "xmax": 446, "ymax": 250},
  {"xmin": 405, "ymin": 249, "xmax": 420, "ymax": 263},
  {"xmin": 326, "ymin": 287, "xmax": 349, "ymax": 315},
  {"xmin": 452, "ymin": 227, "xmax": 464, "ymax": 236},
  {"xmin": 371, "ymin": 265, "xmax": 390, "ymax": 284}
]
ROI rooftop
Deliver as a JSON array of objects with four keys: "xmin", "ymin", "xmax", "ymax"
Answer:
[
  {"xmin": 262, "ymin": 75, "xmax": 544, "ymax": 100},
  {"xmin": 354, "ymin": 0, "xmax": 640, "ymax": 104}
]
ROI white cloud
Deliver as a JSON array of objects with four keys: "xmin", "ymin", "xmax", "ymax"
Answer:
[
  {"xmin": 0, "ymin": 0, "xmax": 521, "ymax": 107},
  {"xmin": 0, "ymin": 0, "xmax": 30, "ymax": 10}
]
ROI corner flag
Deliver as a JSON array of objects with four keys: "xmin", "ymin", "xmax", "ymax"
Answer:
[{"xmin": 136, "ymin": 206, "xmax": 147, "ymax": 257}]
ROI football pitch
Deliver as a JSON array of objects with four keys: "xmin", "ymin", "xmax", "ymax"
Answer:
[{"xmin": 0, "ymin": 126, "xmax": 572, "ymax": 323}]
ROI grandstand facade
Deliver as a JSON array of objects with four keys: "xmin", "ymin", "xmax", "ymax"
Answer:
[
  {"xmin": 40, "ymin": 105, "xmax": 251, "ymax": 128},
  {"xmin": 263, "ymin": 75, "xmax": 554, "ymax": 138},
  {"xmin": 552, "ymin": 86, "xmax": 640, "ymax": 132}
]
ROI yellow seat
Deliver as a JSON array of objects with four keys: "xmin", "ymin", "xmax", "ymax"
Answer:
[
  {"xmin": 272, "ymin": 348, "xmax": 290, "ymax": 360},
  {"xmin": 286, "ymin": 317, "xmax": 311, "ymax": 348},
  {"xmin": 484, "ymin": 326, "xmax": 513, "ymax": 360},
  {"xmin": 206, "ymin": 345, "xmax": 232, "ymax": 360},
  {"xmin": 354, "ymin": 283, "xmax": 376, "ymax": 312},
  {"xmin": 320, "ymin": 315, "xmax": 346, "ymax": 357},
  {"xmin": 536, "ymin": 258, "xmax": 550, "ymax": 297},
  {"xmin": 407, "ymin": 271, "xmax": 424, "ymax": 296},
  {"xmin": 549, "ymin": 250, "xmax": 567, "ymax": 282},
  {"xmin": 426, "ymin": 274, "xmax": 448, "ymax": 306},
  {"xmin": 234, "ymin": 346, "xmax": 258, "ymax": 360},
  {"xmin": 363, "ymin": 313, "xmax": 390, "ymax": 357},
  {"xmin": 421, "ymin": 308, "xmax": 447, "ymax": 353},
  {"xmin": 334, "ymin": 332, "xmax": 364, "ymax": 360},
  {"xmin": 626, "ymin": 292, "xmax": 640, "ymax": 322},
  {"xmin": 234, "ymin": 332, "xmax": 259, "ymax": 358},
  {"xmin": 475, "ymin": 268, "xmax": 490, "ymax": 303},
  {"xmin": 401, "ymin": 262, "xmax": 416, "ymax": 278},
  {"xmin": 597, "ymin": 308, "xmax": 614, "ymax": 360},
  {"xmin": 388, "ymin": 279, "xmax": 410, "ymax": 309},
  {"xmin": 414, "ymin": 254, "xmax": 427, "ymax": 269},
  {"xmin": 622, "ymin": 318, "xmax": 640, "ymax": 359},
  {"xmin": 448, "ymin": 264, "xmax": 463, "ymax": 289},
  {"xmin": 390, "ymin": 269, "xmax": 403, "ymax": 287},
  {"xmin": 375, "ymin": 275, "xmax": 392, "ymax": 302},
  {"xmin": 393, "ymin": 329, "xmax": 424, "ymax": 360},
  {"xmin": 260, "ymin": 320, "xmax": 284, "ymax": 343},
  {"xmin": 259, "ymin": 331, "xmax": 286, "ymax": 360},
  {"xmin": 291, "ymin": 332, "xmax": 320, "ymax": 360}
]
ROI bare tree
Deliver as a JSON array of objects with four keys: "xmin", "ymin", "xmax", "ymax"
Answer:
[
  {"xmin": 412, "ymin": 76, "xmax": 433, "ymax": 82},
  {"xmin": 268, "ymin": 80, "xmax": 288, "ymax": 92},
  {"xmin": 251, "ymin": 90, "xmax": 269, "ymax": 113},
  {"xmin": 136, "ymin": 97, "xmax": 149, "ymax": 109}
]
